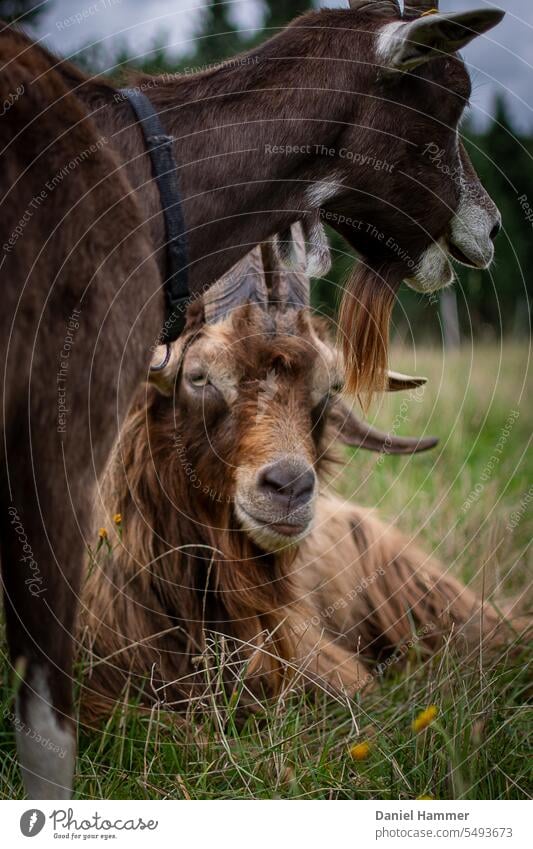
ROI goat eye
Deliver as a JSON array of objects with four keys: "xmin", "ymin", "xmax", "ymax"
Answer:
[
  {"xmin": 315, "ymin": 382, "xmax": 343, "ymax": 410},
  {"xmin": 187, "ymin": 371, "xmax": 210, "ymax": 388},
  {"xmin": 330, "ymin": 381, "xmax": 344, "ymax": 396}
]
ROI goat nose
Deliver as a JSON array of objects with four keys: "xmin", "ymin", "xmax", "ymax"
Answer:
[
  {"xmin": 258, "ymin": 460, "xmax": 315, "ymax": 508},
  {"xmin": 490, "ymin": 218, "xmax": 501, "ymax": 241}
]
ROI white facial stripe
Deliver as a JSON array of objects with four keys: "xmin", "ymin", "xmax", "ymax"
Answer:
[
  {"xmin": 16, "ymin": 667, "xmax": 75, "ymax": 799},
  {"xmin": 405, "ymin": 238, "xmax": 454, "ymax": 294}
]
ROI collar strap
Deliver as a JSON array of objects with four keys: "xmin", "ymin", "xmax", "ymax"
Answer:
[{"xmin": 119, "ymin": 88, "xmax": 189, "ymax": 342}]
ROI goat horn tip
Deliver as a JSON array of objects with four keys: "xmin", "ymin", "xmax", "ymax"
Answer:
[
  {"xmin": 387, "ymin": 369, "xmax": 428, "ymax": 391},
  {"xmin": 417, "ymin": 436, "xmax": 439, "ymax": 452}
]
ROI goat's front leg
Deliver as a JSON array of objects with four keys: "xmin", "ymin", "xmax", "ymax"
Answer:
[
  {"xmin": 0, "ymin": 426, "xmax": 84, "ymax": 798},
  {"xmin": 0, "ymin": 328, "xmax": 154, "ymax": 798}
]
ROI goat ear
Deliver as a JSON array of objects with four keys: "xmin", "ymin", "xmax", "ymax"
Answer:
[
  {"xmin": 383, "ymin": 9, "xmax": 505, "ymax": 71},
  {"xmin": 330, "ymin": 399, "xmax": 438, "ymax": 455}
]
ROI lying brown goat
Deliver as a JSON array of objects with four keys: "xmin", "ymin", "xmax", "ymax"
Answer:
[{"xmin": 80, "ymin": 229, "xmax": 505, "ymax": 722}]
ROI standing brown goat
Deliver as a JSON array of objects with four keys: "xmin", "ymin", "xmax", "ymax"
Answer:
[
  {"xmin": 0, "ymin": 0, "xmax": 504, "ymax": 797},
  {"xmin": 81, "ymin": 229, "xmax": 503, "ymax": 723}
]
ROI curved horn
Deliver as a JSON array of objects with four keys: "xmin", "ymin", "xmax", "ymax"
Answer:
[
  {"xmin": 203, "ymin": 245, "xmax": 268, "ymax": 324},
  {"xmin": 403, "ymin": 1, "xmax": 438, "ymax": 19},
  {"xmin": 149, "ymin": 331, "xmax": 198, "ymax": 396},
  {"xmin": 268, "ymin": 218, "xmax": 331, "ymax": 309},
  {"xmin": 269, "ymin": 222, "xmax": 311, "ymax": 309},
  {"xmin": 301, "ymin": 211, "xmax": 331, "ymax": 278},
  {"xmin": 330, "ymin": 399, "xmax": 438, "ymax": 454},
  {"xmin": 260, "ymin": 239, "xmax": 287, "ymax": 307},
  {"xmin": 349, "ymin": 0, "xmax": 400, "ymax": 13},
  {"xmin": 387, "ymin": 370, "xmax": 427, "ymax": 391}
]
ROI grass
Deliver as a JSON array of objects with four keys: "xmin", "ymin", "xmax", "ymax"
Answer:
[{"xmin": 0, "ymin": 344, "xmax": 531, "ymax": 799}]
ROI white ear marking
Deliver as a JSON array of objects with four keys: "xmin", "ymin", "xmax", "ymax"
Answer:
[
  {"xmin": 379, "ymin": 9, "xmax": 506, "ymax": 72},
  {"xmin": 377, "ymin": 21, "xmax": 406, "ymax": 65}
]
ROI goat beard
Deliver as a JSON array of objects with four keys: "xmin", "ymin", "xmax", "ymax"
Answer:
[
  {"xmin": 214, "ymin": 528, "xmax": 299, "ymax": 663},
  {"xmin": 177, "ymin": 508, "xmax": 301, "ymax": 697},
  {"xmin": 339, "ymin": 261, "xmax": 401, "ymax": 399}
]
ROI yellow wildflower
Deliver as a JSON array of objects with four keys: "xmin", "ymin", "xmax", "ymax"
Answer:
[
  {"xmin": 417, "ymin": 795, "xmax": 434, "ymax": 800},
  {"xmin": 349, "ymin": 741, "xmax": 371, "ymax": 761},
  {"xmin": 113, "ymin": 513, "xmax": 122, "ymax": 525},
  {"xmin": 412, "ymin": 705, "xmax": 438, "ymax": 733},
  {"xmin": 98, "ymin": 527, "xmax": 108, "ymax": 540}
]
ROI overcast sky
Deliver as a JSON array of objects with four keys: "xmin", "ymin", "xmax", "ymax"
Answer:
[{"xmin": 28, "ymin": 0, "xmax": 533, "ymax": 130}]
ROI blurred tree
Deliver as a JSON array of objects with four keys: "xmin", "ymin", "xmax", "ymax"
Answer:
[
  {"xmin": 192, "ymin": 0, "xmax": 241, "ymax": 66},
  {"xmin": 0, "ymin": 0, "xmax": 44, "ymax": 23},
  {"xmin": 263, "ymin": 0, "xmax": 312, "ymax": 29},
  {"xmin": 453, "ymin": 99, "xmax": 533, "ymax": 339},
  {"xmin": 101, "ymin": 0, "xmax": 245, "ymax": 77}
]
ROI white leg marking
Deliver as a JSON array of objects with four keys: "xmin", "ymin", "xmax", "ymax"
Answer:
[{"xmin": 16, "ymin": 668, "xmax": 75, "ymax": 799}]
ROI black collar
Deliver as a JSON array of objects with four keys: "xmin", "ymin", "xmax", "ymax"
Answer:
[{"xmin": 119, "ymin": 88, "xmax": 189, "ymax": 343}]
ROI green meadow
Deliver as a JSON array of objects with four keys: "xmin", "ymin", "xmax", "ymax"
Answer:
[{"xmin": 1, "ymin": 343, "xmax": 530, "ymax": 800}]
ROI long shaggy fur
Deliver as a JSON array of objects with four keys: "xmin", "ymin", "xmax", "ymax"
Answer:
[{"xmin": 80, "ymin": 318, "xmax": 514, "ymax": 726}]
